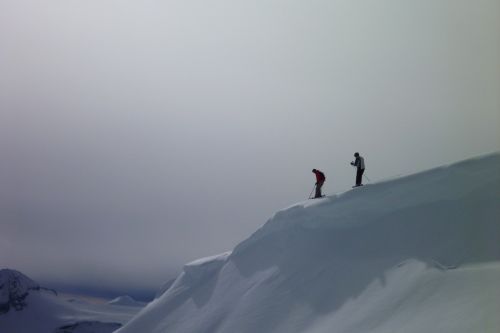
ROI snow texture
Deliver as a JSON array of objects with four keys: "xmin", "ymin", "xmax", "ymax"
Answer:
[{"xmin": 117, "ymin": 152, "xmax": 500, "ymax": 333}]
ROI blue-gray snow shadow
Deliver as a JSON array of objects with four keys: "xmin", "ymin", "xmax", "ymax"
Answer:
[
  {"xmin": 165, "ymin": 260, "xmax": 223, "ymax": 310},
  {"xmin": 228, "ymin": 182, "xmax": 500, "ymax": 329}
]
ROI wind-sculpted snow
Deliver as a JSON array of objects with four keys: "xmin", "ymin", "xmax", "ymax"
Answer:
[
  {"xmin": 183, "ymin": 252, "xmax": 231, "ymax": 282},
  {"xmin": 119, "ymin": 153, "xmax": 500, "ymax": 333}
]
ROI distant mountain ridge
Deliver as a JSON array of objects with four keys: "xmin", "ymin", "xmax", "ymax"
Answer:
[
  {"xmin": 0, "ymin": 269, "xmax": 56, "ymax": 314},
  {"xmin": 0, "ymin": 270, "xmax": 143, "ymax": 333},
  {"xmin": 108, "ymin": 295, "xmax": 145, "ymax": 307}
]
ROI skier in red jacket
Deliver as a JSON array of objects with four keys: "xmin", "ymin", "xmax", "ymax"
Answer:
[{"xmin": 312, "ymin": 169, "xmax": 326, "ymax": 198}]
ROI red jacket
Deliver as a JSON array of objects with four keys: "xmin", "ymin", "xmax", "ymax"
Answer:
[{"xmin": 313, "ymin": 170, "xmax": 325, "ymax": 183}]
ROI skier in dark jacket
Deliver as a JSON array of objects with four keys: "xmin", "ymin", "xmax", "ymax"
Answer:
[
  {"xmin": 350, "ymin": 152, "xmax": 365, "ymax": 187},
  {"xmin": 312, "ymin": 169, "xmax": 326, "ymax": 198}
]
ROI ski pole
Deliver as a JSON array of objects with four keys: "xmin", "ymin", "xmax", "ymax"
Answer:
[
  {"xmin": 363, "ymin": 174, "xmax": 371, "ymax": 182},
  {"xmin": 308, "ymin": 184, "xmax": 316, "ymax": 199}
]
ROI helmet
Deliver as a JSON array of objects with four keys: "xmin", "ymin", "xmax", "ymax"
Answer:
[
  {"xmin": 354, "ymin": 152, "xmax": 359, "ymax": 157},
  {"xmin": 312, "ymin": 169, "xmax": 316, "ymax": 173}
]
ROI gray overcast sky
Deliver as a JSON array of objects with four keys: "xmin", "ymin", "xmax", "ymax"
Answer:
[{"xmin": 1, "ymin": 0, "xmax": 499, "ymax": 298}]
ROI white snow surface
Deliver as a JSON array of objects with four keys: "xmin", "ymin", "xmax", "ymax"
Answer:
[{"xmin": 117, "ymin": 152, "xmax": 500, "ymax": 333}]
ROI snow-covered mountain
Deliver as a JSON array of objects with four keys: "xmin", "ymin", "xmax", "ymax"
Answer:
[
  {"xmin": 117, "ymin": 152, "xmax": 500, "ymax": 333},
  {"xmin": 108, "ymin": 296, "xmax": 146, "ymax": 307},
  {"xmin": 0, "ymin": 269, "xmax": 143, "ymax": 333},
  {"xmin": 0, "ymin": 269, "xmax": 48, "ymax": 314}
]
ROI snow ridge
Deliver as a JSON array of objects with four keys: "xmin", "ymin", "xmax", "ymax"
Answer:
[{"xmin": 117, "ymin": 153, "xmax": 500, "ymax": 333}]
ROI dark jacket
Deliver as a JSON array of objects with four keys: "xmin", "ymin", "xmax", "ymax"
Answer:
[{"xmin": 313, "ymin": 170, "xmax": 326, "ymax": 184}]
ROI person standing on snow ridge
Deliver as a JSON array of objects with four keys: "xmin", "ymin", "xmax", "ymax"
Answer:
[
  {"xmin": 312, "ymin": 169, "xmax": 326, "ymax": 198},
  {"xmin": 350, "ymin": 152, "xmax": 365, "ymax": 187}
]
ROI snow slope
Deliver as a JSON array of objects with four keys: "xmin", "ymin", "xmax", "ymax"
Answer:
[
  {"xmin": 0, "ymin": 269, "xmax": 143, "ymax": 333},
  {"xmin": 117, "ymin": 152, "xmax": 500, "ymax": 333}
]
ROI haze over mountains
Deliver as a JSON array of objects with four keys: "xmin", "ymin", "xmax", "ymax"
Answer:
[{"xmin": 0, "ymin": 269, "xmax": 143, "ymax": 333}]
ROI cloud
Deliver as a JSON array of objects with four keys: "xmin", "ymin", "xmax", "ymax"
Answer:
[{"xmin": 1, "ymin": 0, "xmax": 499, "ymax": 296}]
